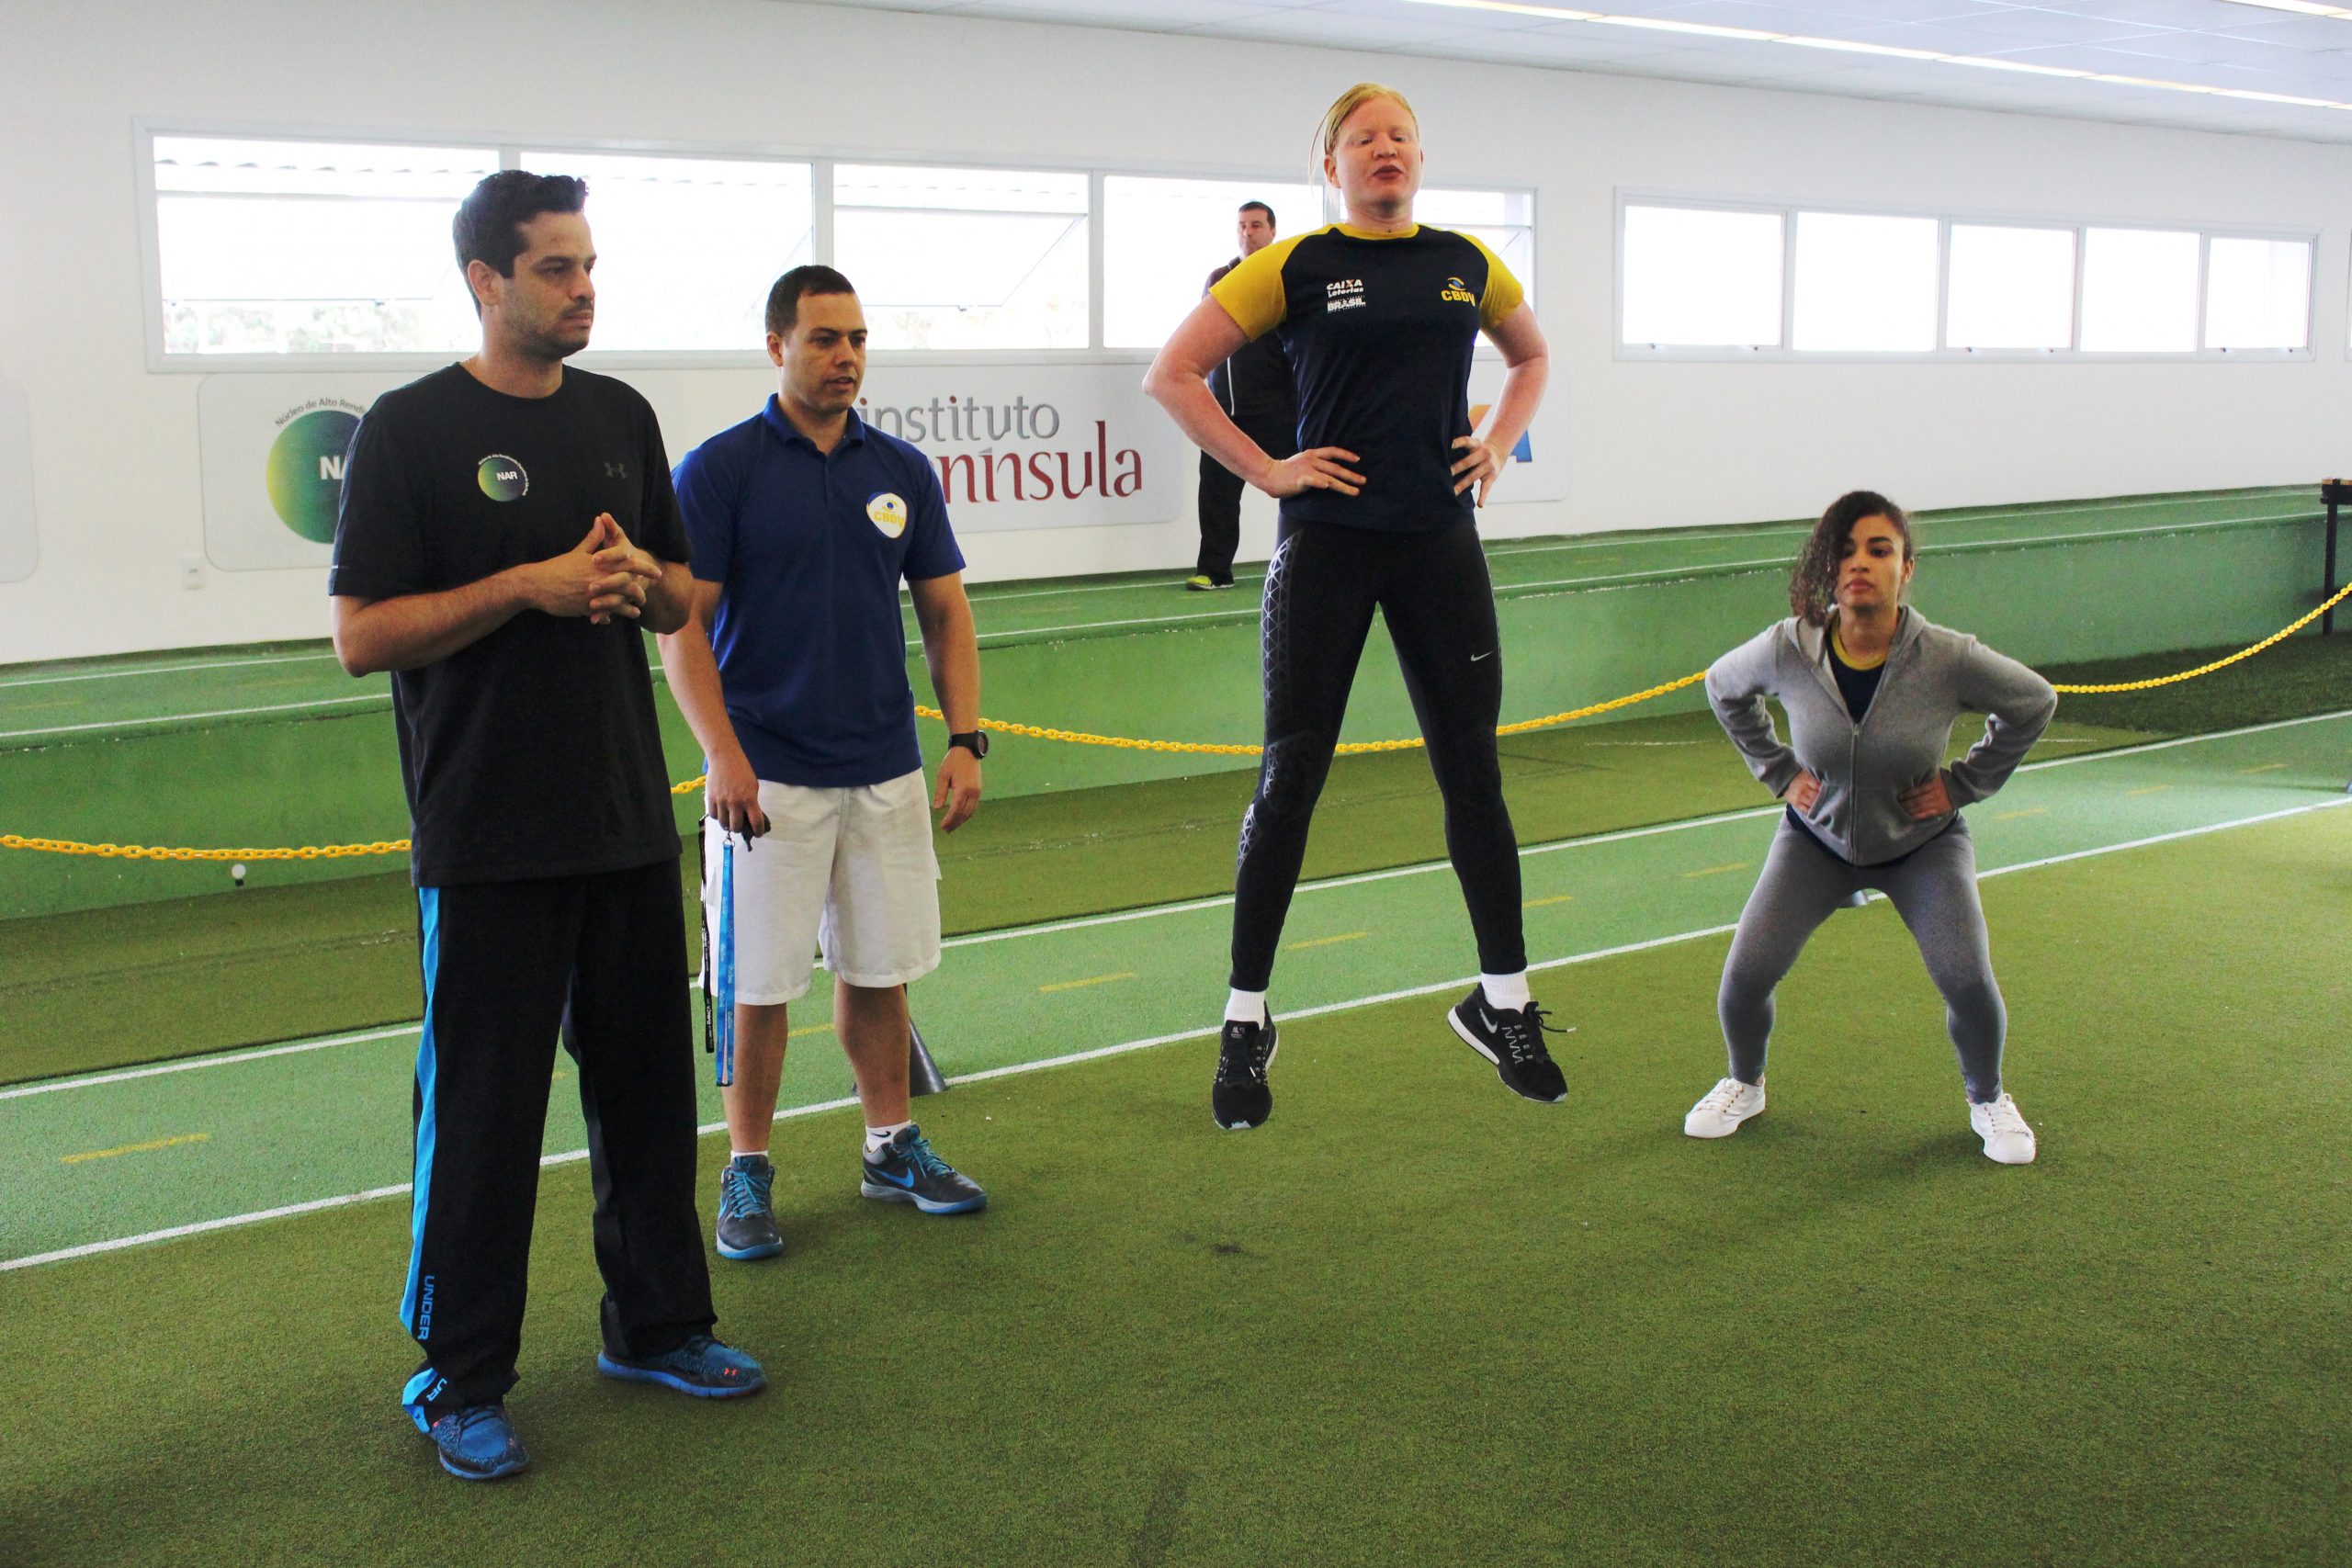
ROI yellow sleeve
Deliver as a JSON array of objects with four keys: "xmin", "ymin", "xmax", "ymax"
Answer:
[
  {"xmin": 1208, "ymin": 231, "xmax": 1314, "ymax": 341},
  {"xmin": 1464, "ymin": 233, "xmax": 1525, "ymax": 332}
]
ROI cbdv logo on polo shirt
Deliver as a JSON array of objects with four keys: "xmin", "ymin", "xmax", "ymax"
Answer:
[
  {"xmin": 477, "ymin": 455, "xmax": 529, "ymax": 502},
  {"xmin": 263, "ymin": 400, "xmax": 366, "ymax": 544},
  {"xmin": 866, "ymin": 492, "xmax": 908, "ymax": 538}
]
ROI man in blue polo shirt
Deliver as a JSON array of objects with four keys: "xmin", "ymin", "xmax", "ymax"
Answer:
[{"xmin": 659, "ymin": 265, "xmax": 987, "ymax": 1259}]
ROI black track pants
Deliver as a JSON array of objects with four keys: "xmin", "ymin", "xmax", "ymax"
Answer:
[
  {"xmin": 399, "ymin": 858, "xmax": 716, "ymax": 1416},
  {"xmin": 1194, "ymin": 410, "xmax": 1296, "ymax": 581},
  {"xmin": 1229, "ymin": 519, "xmax": 1525, "ymax": 991}
]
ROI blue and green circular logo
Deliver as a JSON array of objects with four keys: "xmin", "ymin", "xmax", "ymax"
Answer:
[
  {"xmin": 265, "ymin": 409, "xmax": 361, "ymax": 544},
  {"xmin": 477, "ymin": 454, "xmax": 528, "ymax": 502}
]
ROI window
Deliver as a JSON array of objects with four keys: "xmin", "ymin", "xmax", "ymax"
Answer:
[
  {"xmin": 832, "ymin": 164, "xmax": 1089, "ymax": 351},
  {"xmin": 1792, "ymin": 211, "xmax": 1938, "ymax": 352},
  {"xmin": 2205, "ymin": 236, "xmax": 2310, "ymax": 351},
  {"xmin": 1417, "ymin": 187, "xmax": 1537, "ymax": 305},
  {"xmin": 2080, "ymin": 228, "xmax": 2200, "ymax": 353},
  {"xmin": 153, "ymin": 136, "xmax": 494, "ymax": 355},
  {"xmin": 1622, "ymin": 193, "xmax": 2314, "ymax": 360},
  {"xmin": 1102, "ymin": 177, "xmax": 1320, "ymax": 349},
  {"xmin": 516, "ymin": 152, "xmax": 811, "ymax": 352},
  {"xmin": 1946, "ymin": 225, "xmax": 2075, "ymax": 351},
  {"xmin": 1621, "ymin": 205, "xmax": 1783, "ymax": 348}
]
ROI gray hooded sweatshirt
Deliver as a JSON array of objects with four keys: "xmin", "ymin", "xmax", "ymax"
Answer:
[{"xmin": 1706, "ymin": 608, "xmax": 2057, "ymax": 866}]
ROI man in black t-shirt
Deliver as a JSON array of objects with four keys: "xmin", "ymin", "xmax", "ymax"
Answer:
[
  {"xmin": 330, "ymin": 171, "xmax": 764, "ymax": 1484},
  {"xmin": 1189, "ymin": 200, "xmax": 1297, "ymax": 592}
]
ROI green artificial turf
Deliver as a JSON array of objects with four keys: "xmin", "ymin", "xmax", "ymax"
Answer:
[
  {"xmin": 3, "ymin": 809, "xmax": 2345, "ymax": 1566},
  {"xmin": 7, "ymin": 626, "xmax": 2344, "ymax": 1086},
  {"xmin": 0, "ymin": 706, "xmax": 2152, "ymax": 1087}
]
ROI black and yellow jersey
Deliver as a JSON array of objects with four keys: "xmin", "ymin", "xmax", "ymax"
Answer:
[{"xmin": 1210, "ymin": 222, "xmax": 1522, "ymax": 533}]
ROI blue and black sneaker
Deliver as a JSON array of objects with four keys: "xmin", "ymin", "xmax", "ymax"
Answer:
[
  {"xmin": 597, "ymin": 1333, "xmax": 766, "ymax": 1398},
  {"xmin": 715, "ymin": 1153, "xmax": 784, "ymax": 1261},
  {"xmin": 412, "ymin": 1402, "xmax": 531, "ymax": 1482},
  {"xmin": 859, "ymin": 1124, "xmax": 988, "ymax": 1214}
]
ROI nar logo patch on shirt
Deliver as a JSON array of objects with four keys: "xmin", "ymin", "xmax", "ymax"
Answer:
[
  {"xmin": 1325, "ymin": 277, "xmax": 1366, "ymax": 313},
  {"xmin": 1441, "ymin": 276, "xmax": 1477, "ymax": 307},
  {"xmin": 476, "ymin": 454, "xmax": 528, "ymax": 502},
  {"xmin": 866, "ymin": 491, "xmax": 908, "ymax": 537}
]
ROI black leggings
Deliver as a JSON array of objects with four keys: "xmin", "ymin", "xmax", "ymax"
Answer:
[{"xmin": 1229, "ymin": 519, "xmax": 1525, "ymax": 990}]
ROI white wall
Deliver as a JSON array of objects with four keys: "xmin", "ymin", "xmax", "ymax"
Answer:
[{"xmin": 2, "ymin": 0, "xmax": 2347, "ymax": 663}]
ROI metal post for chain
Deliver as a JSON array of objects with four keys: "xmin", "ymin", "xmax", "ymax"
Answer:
[
  {"xmin": 2325, "ymin": 480, "xmax": 2350, "ymax": 793},
  {"xmin": 2324, "ymin": 479, "xmax": 2347, "ymax": 639}
]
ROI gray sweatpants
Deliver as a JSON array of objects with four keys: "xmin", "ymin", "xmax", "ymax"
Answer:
[{"xmin": 1718, "ymin": 816, "xmax": 2006, "ymax": 1103}]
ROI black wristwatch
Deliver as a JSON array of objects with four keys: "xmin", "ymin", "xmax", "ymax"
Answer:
[{"xmin": 947, "ymin": 729, "xmax": 989, "ymax": 760}]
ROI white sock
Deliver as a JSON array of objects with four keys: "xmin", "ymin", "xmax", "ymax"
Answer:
[
  {"xmin": 865, "ymin": 1121, "xmax": 912, "ymax": 1156},
  {"xmin": 1225, "ymin": 987, "xmax": 1269, "ymax": 1026},
  {"xmin": 729, "ymin": 1149, "xmax": 768, "ymax": 1165},
  {"xmin": 1480, "ymin": 972, "xmax": 1532, "ymax": 1012}
]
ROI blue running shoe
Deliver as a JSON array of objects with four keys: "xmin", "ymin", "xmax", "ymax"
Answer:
[
  {"xmin": 597, "ymin": 1334, "xmax": 766, "ymax": 1398},
  {"xmin": 715, "ymin": 1153, "xmax": 784, "ymax": 1261},
  {"xmin": 413, "ymin": 1403, "xmax": 530, "ymax": 1482},
  {"xmin": 860, "ymin": 1124, "xmax": 988, "ymax": 1214}
]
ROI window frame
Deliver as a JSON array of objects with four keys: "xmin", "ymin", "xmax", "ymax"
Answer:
[
  {"xmin": 1615, "ymin": 188, "xmax": 2316, "ymax": 365},
  {"xmin": 135, "ymin": 118, "xmax": 1536, "ymax": 372}
]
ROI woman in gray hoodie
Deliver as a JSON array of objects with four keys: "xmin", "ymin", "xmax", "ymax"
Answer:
[{"xmin": 1693, "ymin": 491, "xmax": 2055, "ymax": 1164}]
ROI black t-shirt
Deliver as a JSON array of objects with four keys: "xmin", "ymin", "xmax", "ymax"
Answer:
[
  {"xmin": 328, "ymin": 364, "xmax": 691, "ymax": 886},
  {"xmin": 1204, "ymin": 258, "xmax": 1296, "ymax": 424},
  {"xmin": 1210, "ymin": 224, "xmax": 1524, "ymax": 533}
]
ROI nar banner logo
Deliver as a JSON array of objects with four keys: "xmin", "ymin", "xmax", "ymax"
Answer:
[{"xmin": 199, "ymin": 372, "xmax": 410, "ymax": 571}]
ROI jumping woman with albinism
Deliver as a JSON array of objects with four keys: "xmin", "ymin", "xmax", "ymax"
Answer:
[
  {"xmin": 1692, "ymin": 491, "xmax": 2055, "ymax": 1163},
  {"xmin": 1144, "ymin": 82, "xmax": 1558, "ymax": 1131}
]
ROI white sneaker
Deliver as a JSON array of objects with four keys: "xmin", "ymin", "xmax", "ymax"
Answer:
[
  {"xmin": 1969, "ymin": 1092, "xmax": 2037, "ymax": 1165},
  {"xmin": 1684, "ymin": 1077, "xmax": 1766, "ymax": 1139}
]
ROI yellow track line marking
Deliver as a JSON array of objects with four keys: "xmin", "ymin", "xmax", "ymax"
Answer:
[
  {"xmin": 1681, "ymin": 863, "xmax": 1750, "ymax": 878},
  {"xmin": 2237, "ymin": 761, "xmax": 2288, "ymax": 774},
  {"xmin": 2125, "ymin": 784, "xmax": 2172, "ymax": 797},
  {"xmin": 1040, "ymin": 972, "xmax": 1137, "ymax": 994},
  {"xmin": 1285, "ymin": 931, "xmax": 1370, "ymax": 951},
  {"xmin": 1523, "ymin": 894, "xmax": 1576, "ymax": 908},
  {"xmin": 60, "ymin": 1132, "xmax": 210, "ymax": 1165},
  {"xmin": 1996, "ymin": 807, "xmax": 2047, "ymax": 821}
]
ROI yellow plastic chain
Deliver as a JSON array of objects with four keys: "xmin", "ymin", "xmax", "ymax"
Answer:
[{"xmin": 7, "ymin": 580, "xmax": 2348, "ymax": 863}]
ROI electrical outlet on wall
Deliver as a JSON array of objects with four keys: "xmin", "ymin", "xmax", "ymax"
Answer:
[{"xmin": 179, "ymin": 555, "xmax": 206, "ymax": 590}]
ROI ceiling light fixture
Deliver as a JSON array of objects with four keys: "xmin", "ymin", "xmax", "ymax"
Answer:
[{"xmin": 1393, "ymin": 0, "xmax": 2352, "ymax": 113}]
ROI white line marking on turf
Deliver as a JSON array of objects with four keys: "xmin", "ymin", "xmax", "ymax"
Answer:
[
  {"xmin": 1426, "ymin": 492, "xmax": 2313, "ymax": 563},
  {"xmin": 0, "ymin": 1025, "xmax": 422, "ymax": 1100},
  {"xmin": 940, "ymin": 511, "xmax": 2321, "ymax": 640},
  {"xmin": 0, "ymin": 694, "xmax": 390, "ymax": 741},
  {"xmin": 0, "ymin": 651, "xmax": 345, "ymax": 690},
  {"xmin": 6, "ymin": 793, "xmax": 2346, "ymax": 1274}
]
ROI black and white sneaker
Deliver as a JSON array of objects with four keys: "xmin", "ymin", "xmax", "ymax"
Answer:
[
  {"xmin": 1212, "ymin": 1014, "xmax": 1279, "ymax": 1130},
  {"xmin": 1448, "ymin": 987, "xmax": 1568, "ymax": 1103}
]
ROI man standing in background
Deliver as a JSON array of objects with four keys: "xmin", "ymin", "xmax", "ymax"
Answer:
[
  {"xmin": 331, "ymin": 170, "xmax": 764, "ymax": 1483},
  {"xmin": 1188, "ymin": 200, "xmax": 1298, "ymax": 592},
  {"xmin": 659, "ymin": 265, "xmax": 988, "ymax": 1267}
]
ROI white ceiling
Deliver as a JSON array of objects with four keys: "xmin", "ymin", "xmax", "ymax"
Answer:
[{"xmin": 803, "ymin": 0, "xmax": 2352, "ymax": 142}]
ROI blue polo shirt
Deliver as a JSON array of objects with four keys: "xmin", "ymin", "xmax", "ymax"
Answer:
[{"xmin": 674, "ymin": 400, "xmax": 966, "ymax": 788}]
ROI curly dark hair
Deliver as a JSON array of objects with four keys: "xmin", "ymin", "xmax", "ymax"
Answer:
[{"xmin": 1788, "ymin": 491, "xmax": 1914, "ymax": 626}]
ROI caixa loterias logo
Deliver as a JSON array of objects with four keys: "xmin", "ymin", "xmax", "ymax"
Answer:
[{"xmin": 854, "ymin": 394, "xmax": 1144, "ymax": 506}]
